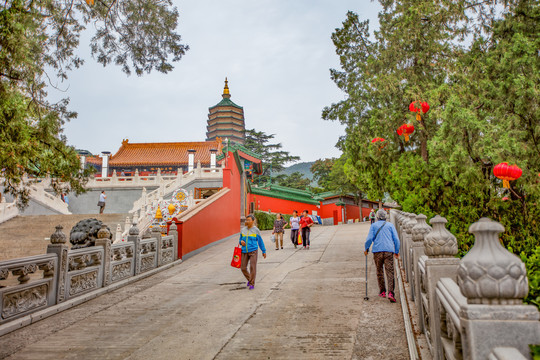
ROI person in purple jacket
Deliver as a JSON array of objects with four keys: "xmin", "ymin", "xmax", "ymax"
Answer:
[{"xmin": 364, "ymin": 209, "xmax": 400, "ymax": 302}]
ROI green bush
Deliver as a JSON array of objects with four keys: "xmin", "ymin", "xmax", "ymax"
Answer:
[{"xmin": 253, "ymin": 211, "xmax": 292, "ymax": 231}]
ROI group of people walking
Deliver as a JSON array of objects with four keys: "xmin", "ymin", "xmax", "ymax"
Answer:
[
  {"xmin": 239, "ymin": 210, "xmax": 314, "ymax": 290},
  {"xmin": 238, "ymin": 207, "xmax": 401, "ymax": 304},
  {"xmin": 274, "ymin": 210, "xmax": 314, "ymax": 250}
]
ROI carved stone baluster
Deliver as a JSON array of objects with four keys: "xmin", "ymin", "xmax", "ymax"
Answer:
[
  {"xmin": 47, "ymin": 225, "xmax": 68, "ymax": 303},
  {"xmin": 152, "ymin": 226, "xmax": 162, "ymax": 267},
  {"xmin": 128, "ymin": 221, "xmax": 140, "ymax": 275},
  {"xmin": 423, "ymin": 215, "xmax": 460, "ymax": 360},
  {"xmin": 169, "ymin": 223, "xmax": 178, "ymax": 261},
  {"xmin": 457, "ymin": 218, "xmax": 539, "ymax": 360},
  {"xmin": 95, "ymin": 224, "xmax": 112, "ymax": 286},
  {"xmin": 411, "ymin": 214, "xmax": 431, "ymax": 328},
  {"xmin": 402, "ymin": 213, "xmax": 416, "ymax": 283}
]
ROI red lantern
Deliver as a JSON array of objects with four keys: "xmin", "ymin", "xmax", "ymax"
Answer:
[
  {"xmin": 493, "ymin": 162, "xmax": 522, "ymax": 188},
  {"xmin": 409, "ymin": 100, "xmax": 430, "ymax": 121},
  {"xmin": 371, "ymin": 137, "xmax": 387, "ymax": 150},
  {"xmin": 397, "ymin": 123, "xmax": 414, "ymax": 142},
  {"xmin": 501, "ymin": 196, "xmax": 509, "ymax": 201}
]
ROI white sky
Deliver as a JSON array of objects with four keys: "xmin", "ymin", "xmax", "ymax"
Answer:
[{"xmin": 57, "ymin": 0, "xmax": 382, "ymax": 163}]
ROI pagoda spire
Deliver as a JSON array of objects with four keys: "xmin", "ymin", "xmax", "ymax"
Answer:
[{"xmin": 222, "ymin": 77, "xmax": 231, "ymax": 99}]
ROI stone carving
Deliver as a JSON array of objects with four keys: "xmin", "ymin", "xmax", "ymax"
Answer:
[
  {"xmin": 0, "ymin": 268, "xmax": 8, "ymax": 280},
  {"xmin": 162, "ymin": 249, "xmax": 173, "ymax": 264},
  {"xmin": 57, "ymin": 247, "xmax": 68, "ymax": 302},
  {"xmin": 12, "ymin": 264, "xmax": 37, "ymax": 284},
  {"xmin": 97, "ymin": 224, "xmax": 111, "ymax": 240},
  {"xmin": 50, "ymin": 225, "xmax": 67, "ymax": 244},
  {"xmin": 69, "ymin": 270, "xmax": 98, "ymax": 296},
  {"xmin": 38, "ymin": 260, "xmax": 55, "ymax": 277},
  {"xmin": 128, "ymin": 221, "xmax": 139, "ymax": 236},
  {"xmin": 68, "ymin": 252, "xmax": 102, "ymax": 272},
  {"xmin": 412, "ymin": 214, "xmax": 431, "ymax": 243},
  {"xmin": 2, "ymin": 284, "xmax": 48, "ymax": 319},
  {"xmin": 140, "ymin": 255, "xmax": 156, "ymax": 273},
  {"xmin": 69, "ymin": 219, "xmax": 112, "ymax": 249},
  {"xmin": 457, "ymin": 218, "xmax": 528, "ymax": 305},
  {"xmin": 113, "ymin": 247, "xmax": 127, "ymax": 261},
  {"xmin": 111, "ymin": 262, "xmax": 132, "ymax": 282},
  {"xmin": 424, "ymin": 215, "xmax": 458, "ymax": 257},
  {"xmin": 439, "ymin": 303, "xmax": 463, "ymax": 359}
]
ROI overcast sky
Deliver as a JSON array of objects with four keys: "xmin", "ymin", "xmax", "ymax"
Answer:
[{"xmin": 57, "ymin": 1, "xmax": 382, "ymax": 163}]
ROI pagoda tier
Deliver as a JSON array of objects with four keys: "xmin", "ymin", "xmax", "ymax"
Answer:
[{"xmin": 206, "ymin": 78, "xmax": 246, "ymax": 144}]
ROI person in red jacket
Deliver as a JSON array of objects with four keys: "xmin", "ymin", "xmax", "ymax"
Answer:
[{"xmin": 299, "ymin": 210, "xmax": 314, "ymax": 249}]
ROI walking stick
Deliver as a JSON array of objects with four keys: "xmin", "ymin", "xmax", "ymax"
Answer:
[{"xmin": 364, "ymin": 254, "xmax": 369, "ymax": 301}]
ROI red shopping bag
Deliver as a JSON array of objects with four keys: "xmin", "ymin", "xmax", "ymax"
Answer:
[
  {"xmin": 231, "ymin": 246, "xmax": 242, "ymax": 268},
  {"xmin": 298, "ymin": 232, "xmax": 302, "ymax": 245}
]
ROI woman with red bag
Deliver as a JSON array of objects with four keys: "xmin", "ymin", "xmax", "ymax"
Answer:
[
  {"xmin": 299, "ymin": 210, "xmax": 314, "ymax": 250},
  {"xmin": 239, "ymin": 214, "xmax": 266, "ymax": 290}
]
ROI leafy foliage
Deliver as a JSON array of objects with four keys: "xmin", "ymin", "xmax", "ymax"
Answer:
[
  {"xmin": 253, "ymin": 211, "xmax": 291, "ymax": 231},
  {"xmin": 325, "ymin": 0, "xmax": 539, "ymax": 306},
  {"xmin": 275, "ymin": 171, "xmax": 311, "ymax": 190},
  {"xmin": 0, "ymin": 0, "xmax": 188, "ymax": 205},
  {"xmin": 244, "ymin": 129, "xmax": 300, "ymax": 184}
]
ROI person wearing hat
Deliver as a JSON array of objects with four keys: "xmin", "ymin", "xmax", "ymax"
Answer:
[{"xmin": 364, "ymin": 209, "xmax": 400, "ymax": 302}]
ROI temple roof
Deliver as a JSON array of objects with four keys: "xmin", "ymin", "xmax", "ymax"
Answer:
[
  {"xmin": 86, "ymin": 140, "xmax": 222, "ymax": 167},
  {"xmin": 209, "ymin": 97, "xmax": 243, "ymax": 110}
]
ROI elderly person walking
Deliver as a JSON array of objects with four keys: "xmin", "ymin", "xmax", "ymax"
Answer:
[{"xmin": 364, "ymin": 209, "xmax": 400, "ymax": 303}]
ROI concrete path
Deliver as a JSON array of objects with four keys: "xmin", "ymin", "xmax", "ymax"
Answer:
[{"xmin": 0, "ymin": 223, "xmax": 409, "ymax": 360}]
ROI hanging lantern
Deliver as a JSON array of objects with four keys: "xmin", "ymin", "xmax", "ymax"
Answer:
[
  {"xmin": 502, "ymin": 197, "xmax": 509, "ymax": 201},
  {"xmin": 371, "ymin": 137, "xmax": 387, "ymax": 150},
  {"xmin": 397, "ymin": 124, "xmax": 415, "ymax": 142},
  {"xmin": 493, "ymin": 162, "xmax": 522, "ymax": 188},
  {"xmin": 409, "ymin": 101, "xmax": 430, "ymax": 121}
]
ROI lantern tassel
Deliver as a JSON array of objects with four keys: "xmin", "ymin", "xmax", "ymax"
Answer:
[
  {"xmin": 503, "ymin": 179, "xmax": 509, "ymax": 188},
  {"xmin": 416, "ymin": 113, "xmax": 421, "ymax": 121},
  {"xmin": 404, "ymin": 134, "xmax": 410, "ymax": 142}
]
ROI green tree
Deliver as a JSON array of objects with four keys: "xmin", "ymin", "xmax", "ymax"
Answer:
[
  {"xmin": 276, "ymin": 171, "xmax": 311, "ymax": 190},
  {"xmin": 243, "ymin": 129, "xmax": 300, "ymax": 184},
  {"xmin": 310, "ymin": 158, "xmax": 335, "ymax": 189},
  {"xmin": 1, "ymin": 0, "xmax": 188, "ymax": 205},
  {"xmin": 325, "ymin": 0, "xmax": 539, "ymax": 306}
]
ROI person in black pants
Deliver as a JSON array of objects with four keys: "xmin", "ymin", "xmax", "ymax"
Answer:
[{"xmin": 299, "ymin": 210, "xmax": 314, "ymax": 249}]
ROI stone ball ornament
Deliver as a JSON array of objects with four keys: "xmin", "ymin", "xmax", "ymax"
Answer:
[
  {"xmin": 424, "ymin": 215, "xmax": 458, "ymax": 257},
  {"xmin": 457, "ymin": 218, "xmax": 528, "ymax": 305}
]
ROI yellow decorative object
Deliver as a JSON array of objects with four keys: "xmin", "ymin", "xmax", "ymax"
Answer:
[
  {"xmin": 175, "ymin": 192, "xmax": 185, "ymax": 201},
  {"xmin": 155, "ymin": 207, "xmax": 163, "ymax": 220},
  {"xmin": 85, "ymin": 0, "xmax": 94, "ymax": 5},
  {"xmin": 168, "ymin": 203, "xmax": 176, "ymax": 215},
  {"xmin": 223, "ymin": 77, "xmax": 230, "ymax": 95}
]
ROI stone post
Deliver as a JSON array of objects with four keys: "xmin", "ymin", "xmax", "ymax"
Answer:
[
  {"xmin": 423, "ymin": 215, "xmax": 460, "ymax": 359},
  {"xmin": 169, "ymin": 223, "xmax": 178, "ymax": 261},
  {"xmin": 402, "ymin": 213, "xmax": 416, "ymax": 282},
  {"xmin": 127, "ymin": 221, "xmax": 140, "ymax": 275},
  {"xmin": 152, "ymin": 226, "xmax": 162, "ymax": 267},
  {"xmin": 457, "ymin": 218, "xmax": 539, "ymax": 360},
  {"xmin": 95, "ymin": 225, "xmax": 112, "ymax": 286},
  {"xmin": 47, "ymin": 225, "xmax": 69, "ymax": 303},
  {"xmin": 411, "ymin": 214, "xmax": 431, "ymax": 317},
  {"xmin": 114, "ymin": 224, "xmax": 122, "ymax": 243}
]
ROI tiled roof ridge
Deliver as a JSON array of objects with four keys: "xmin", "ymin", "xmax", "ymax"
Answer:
[
  {"xmin": 250, "ymin": 186, "xmax": 320, "ymax": 205},
  {"xmin": 120, "ymin": 140, "xmax": 217, "ymax": 149}
]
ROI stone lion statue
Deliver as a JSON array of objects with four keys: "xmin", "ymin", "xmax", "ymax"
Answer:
[{"xmin": 70, "ymin": 218, "xmax": 112, "ymax": 249}]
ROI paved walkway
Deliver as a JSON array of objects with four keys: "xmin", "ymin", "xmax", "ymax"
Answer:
[{"xmin": 0, "ymin": 223, "xmax": 409, "ymax": 360}]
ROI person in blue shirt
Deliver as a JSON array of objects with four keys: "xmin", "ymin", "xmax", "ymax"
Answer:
[
  {"xmin": 364, "ymin": 209, "xmax": 400, "ymax": 302},
  {"xmin": 239, "ymin": 214, "xmax": 266, "ymax": 290}
]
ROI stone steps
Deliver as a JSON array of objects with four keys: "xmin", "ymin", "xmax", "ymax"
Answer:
[{"xmin": 0, "ymin": 213, "xmax": 130, "ymax": 261}]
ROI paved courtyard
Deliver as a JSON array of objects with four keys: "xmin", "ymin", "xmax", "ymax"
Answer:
[{"xmin": 0, "ymin": 223, "xmax": 408, "ymax": 360}]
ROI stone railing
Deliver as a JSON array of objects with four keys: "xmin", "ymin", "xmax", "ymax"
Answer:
[
  {"xmin": 129, "ymin": 162, "xmax": 222, "ymax": 214},
  {"xmin": 0, "ymin": 222, "xmax": 179, "ymax": 330},
  {"xmin": 0, "ymin": 199, "xmax": 19, "ymax": 223},
  {"xmin": 86, "ymin": 169, "xmax": 180, "ymax": 188},
  {"xmin": 391, "ymin": 210, "xmax": 540, "ymax": 360},
  {"xmin": 27, "ymin": 180, "xmax": 70, "ymax": 215}
]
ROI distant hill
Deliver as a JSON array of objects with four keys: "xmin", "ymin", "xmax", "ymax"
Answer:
[{"xmin": 277, "ymin": 161, "xmax": 315, "ymax": 180}]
